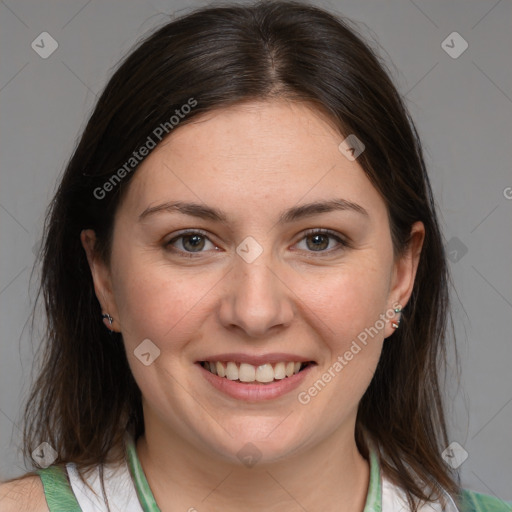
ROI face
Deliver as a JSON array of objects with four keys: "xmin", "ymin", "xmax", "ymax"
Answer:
[{"xmin": 82, "ymin": 100, "xmax": 423, "ymax": 465}]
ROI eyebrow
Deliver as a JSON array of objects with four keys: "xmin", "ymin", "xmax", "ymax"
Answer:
[{"xmin": 138, "ymin": 199, "xmax": 369, "ymax": 223}]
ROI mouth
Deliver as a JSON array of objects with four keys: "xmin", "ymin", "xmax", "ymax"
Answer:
[{"xmin": 198, "ymin": 360, "xmax": 316, "ymax": 385}]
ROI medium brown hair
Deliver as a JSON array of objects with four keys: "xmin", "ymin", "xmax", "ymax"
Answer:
[{"xmin": 17, "ymin": 1, "xmax": 460, "ymax": 510}]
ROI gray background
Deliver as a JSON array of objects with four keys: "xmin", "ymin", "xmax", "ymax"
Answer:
[{"xmin": 1, "ymin": 0, "xmax": 511, "ymax": 502}]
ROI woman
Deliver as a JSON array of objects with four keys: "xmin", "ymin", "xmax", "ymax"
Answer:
[{"xmin": 1, "ymin": 1, "xmax": 509, "ymax": 511}]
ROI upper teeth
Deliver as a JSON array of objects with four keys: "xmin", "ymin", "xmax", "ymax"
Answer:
[{"xmin": 203, "ymin": 361, "xmax": 305, "ymax": 383}]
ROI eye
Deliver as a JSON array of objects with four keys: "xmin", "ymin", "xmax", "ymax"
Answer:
[
  {"xmin": 294, "ymin": 229, "xmax": 348, "ymax": 253},
  {"xmin": 165, "ymin": 229, "xmax": 348, "ymax": 257},
  {"xmin": 166, "ymin": 230, "xmax": 218, "ymax": 255}
]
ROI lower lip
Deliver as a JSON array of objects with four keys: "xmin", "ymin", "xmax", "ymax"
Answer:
[{"xmin": 196, "ymin": 362, "xmax": 315, "ymax": 401}]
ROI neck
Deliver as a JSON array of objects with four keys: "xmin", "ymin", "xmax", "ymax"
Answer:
[{"xmin": 136, "ymin": 417, "xmax": 370, "ymax": 512}]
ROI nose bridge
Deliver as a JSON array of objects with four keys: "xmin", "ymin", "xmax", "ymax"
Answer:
[{"xmin": 218, "ymin": 241, "xmax": 294, "ymax": 336}]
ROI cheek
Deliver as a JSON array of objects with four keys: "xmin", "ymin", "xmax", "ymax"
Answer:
[
  {"xmin": 110, "ymin": 250, "xmax": 223, "ymax": 349},
  {"xmin": 289, "ymin": 259, "xmax": 391, "ymax": 405},
  {"xmin": 292, "ymin": 260, "xmax": 391, "ymax": 343},
  {"xmin": 292, "ymin": 269, "xmax": 388, "ymax": 411}
]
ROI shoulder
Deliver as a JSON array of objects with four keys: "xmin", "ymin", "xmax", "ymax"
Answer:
[
  {"xmin": 458, "ymin": 488, "xmax": 512, "ymax": 512},
  {"xmin": 0, "ymin": 474, "xmax": 49, "ymax": 512}
]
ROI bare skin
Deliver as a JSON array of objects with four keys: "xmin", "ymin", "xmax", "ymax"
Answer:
[
  {"xmin": 8, "ymin": 99, "xmax": 423, "ymax": 512},
  {"xmin": 0, "ymin": 476, "xmax": 49, "ymax": 512}
]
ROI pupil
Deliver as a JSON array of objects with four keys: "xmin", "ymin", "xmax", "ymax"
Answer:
[
  {"xmin": 184, "ymin": 235, "xmax": 205, "ymax": 251},
  {"xmin": 307, "ymin": 234, "xmax": 328, "ymax": 251}
]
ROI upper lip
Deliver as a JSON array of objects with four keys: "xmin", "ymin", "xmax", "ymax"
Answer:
[{"xmin": 196, "ymin": 353, "xmax": 316, "ymax": 366}]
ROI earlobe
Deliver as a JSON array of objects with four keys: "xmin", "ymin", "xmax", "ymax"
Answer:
[
  {"xmin": 385, "ymin": 221, "xmax": 425, "ymax": 338},
  {"xmin": 80, "ymin": 229, "xmax": 120, "ymax": 332}
]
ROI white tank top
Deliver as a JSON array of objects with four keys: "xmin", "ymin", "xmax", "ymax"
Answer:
[
  {"xmin": 66, "ymin": 460, "xmax": 143, "ymax": 512},
  {"xmin": 63, "ymin": 439, "xmax": 460, "ymax": 512}
]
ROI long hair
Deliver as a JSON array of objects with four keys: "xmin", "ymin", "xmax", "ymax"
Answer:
[{"xmin": 19, "ymin": 2, "xmax": 459, "ymax": 510}]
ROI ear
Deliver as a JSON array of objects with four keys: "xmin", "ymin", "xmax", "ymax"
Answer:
[
  {"xmin": 80, "ymin": 229, "xmax": 121, "ymax": 332},
  {"xmin": 384, "ymin": 221, "xmax": 425, "ymax": 338}
]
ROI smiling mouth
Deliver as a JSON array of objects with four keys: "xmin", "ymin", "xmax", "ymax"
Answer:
[{"xmin": 199, "ymin": 360, "xmax": 315, "ymax": 384}]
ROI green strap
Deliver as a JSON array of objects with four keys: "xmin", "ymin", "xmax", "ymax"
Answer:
[
  {"xmin": 37, "ymin": 465, "xmax": 82, "ymax": 512},
  {"xmin": 458, "ymin": 488, "xmax": 512, "ymax": 512},
  {"xmin": 36, "ymin": 437, "xmax": 382, "ymax": 512},
  {"xmin": 126, "ymin": 436, "xmax": 161, "ymax": 511},
  {"xmin": 364, "ymin": 446, "xmax": 382, "ymax": 512},
  {"xmin": 125, "ymin": 436, "xmax": 382, "ymax": 512}
]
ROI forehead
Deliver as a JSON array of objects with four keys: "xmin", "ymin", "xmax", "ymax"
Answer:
[{"xmin": 117, "ymin": 100, "xmax": 386, "ymax": 222}]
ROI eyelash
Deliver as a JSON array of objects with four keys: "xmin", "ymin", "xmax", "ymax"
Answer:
[{"xmin": 165, "ymin": 229, "xmax": 349, "ymax": 258}]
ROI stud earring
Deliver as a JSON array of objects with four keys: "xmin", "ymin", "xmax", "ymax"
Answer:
[
  {"xmin": 102, "ymin": 313, "xmax": 114, "ymax": 330},
  {"xmin": 392, "ymin": 304, "xmax": 402, "ymax": 329}
]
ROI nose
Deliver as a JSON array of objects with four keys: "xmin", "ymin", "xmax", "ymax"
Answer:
[{"xmin": 217, "ymin": 257, "xmax": 294, "ymax": 338}]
